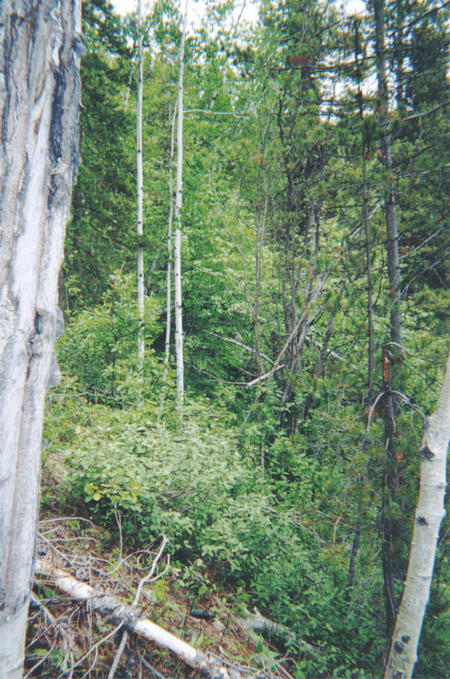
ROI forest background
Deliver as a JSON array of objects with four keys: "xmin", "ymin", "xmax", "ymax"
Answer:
[{"xmin": 41, "ymin": 0, "xmax": 449, "ymax": 676}]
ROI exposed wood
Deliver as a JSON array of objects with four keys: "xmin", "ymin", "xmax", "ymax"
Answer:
[
  {"xmin": 35, "ymin": 559, "xmax": 249, "ymax": 678},
  {"xmin": 384, "ymin": 353, "xmax": 450, "ymax": 679}
]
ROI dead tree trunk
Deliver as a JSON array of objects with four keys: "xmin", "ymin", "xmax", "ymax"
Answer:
[
  {"xmin": 0, "ymin": 1, "xmax": 81, "ymax": 676},
  {"xmin": 373, "ymin": 0, "xmax": 404, "ymax": 637},
  {"xmin": 373, "ymin": 0, "xmax": 402, "ymax": 349},
  {"xmin": 384, "ymin": 353, "xmax": 450, "ymax": 679}
]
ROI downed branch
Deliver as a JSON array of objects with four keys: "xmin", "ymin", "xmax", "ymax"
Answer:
[
  {"xmin": 236, "ymin": 608, "xmax": 317, "ymax": 657},
  {"xmin": 35, "ymin": 559, "xmax": 256, "ymax": 678}
]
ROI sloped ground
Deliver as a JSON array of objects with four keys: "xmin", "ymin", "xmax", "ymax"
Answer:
[{"xmin": 26, "ymin": 504, "xmax": 296, "ymax": 679}]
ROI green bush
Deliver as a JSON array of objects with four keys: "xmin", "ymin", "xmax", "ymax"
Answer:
[
  {"xmin": 58, "ymin": 272, "xmax": 164, "ymax": 405},
  {"xmin": 44, "ymin": 386, "xmax": 385, "ymax": 676}
]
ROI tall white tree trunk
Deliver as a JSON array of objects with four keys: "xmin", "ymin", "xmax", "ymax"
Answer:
[
  {"xmin": 174, "ymin": 0, "xmax": 189, "ymax": 407},
  {"xmin": 136, "ymin": 0, "xmax": 145, "ymax": 377},
  {"xmin": 384, "ymin": 353, "xmax": 450, "ymax": 679},
  {"xmin": 164, "ymin": 104, "xmax": 177, "ymax": 373},
  {"xmin": 0, "ymin": 1, "xmax": 81, "ymax": 676}
]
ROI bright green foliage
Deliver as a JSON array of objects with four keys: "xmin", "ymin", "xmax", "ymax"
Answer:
[
  {"xmin": 45, "ymin": 384, "xmax": 384, "ymax": 675},
  {"xmin": 59, "ymin": 273, "xmax": 163, "ymax": 404},
  {"xmin": 66, "ymin": 0, "xmax": 135, "ymax": 309},
  {"xmin": 45, "ymin": 0, "xmax": 450, "ymax": 676}
]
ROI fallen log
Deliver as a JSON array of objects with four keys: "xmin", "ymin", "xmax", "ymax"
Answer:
[
  {"xmin": 35, "ymin": 558, "xmax": 249, "ymax": 678},
  {"xmin": 236, "ymin": 608, "xmax": 316, "ymax": 657}
]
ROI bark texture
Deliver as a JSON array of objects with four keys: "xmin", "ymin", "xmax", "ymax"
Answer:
[
  {"xmin": 384, "ymin": 354, "xmax": 450, "ymax": 679},
  {"xmin": 0, "ymin": 1, "xmax": 81, "ymax": 676}
]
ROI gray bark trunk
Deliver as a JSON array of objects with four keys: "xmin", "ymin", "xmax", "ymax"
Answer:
[
  {"xmin": 0, "ymin": 1, "xmax": 81, "ymax": 676},
  {"xmin": 384, "ymin": 354, "xmax": 450, "ymax": 679},
  {"xmin": 373, "ymin": 0, "xmax": 404, "ymax": 637},
  {"xmin": 373, "ymin": 0, "xmax": 402, "ymax": 348}
]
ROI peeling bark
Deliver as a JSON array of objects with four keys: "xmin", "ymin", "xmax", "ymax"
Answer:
[
  {"xmin": 0, "ymin": 1, "xmax": 81, "ymax": 676},
  {"xmin": 384, "ymin": 354, "xmax": 450, "ymax": 679}
]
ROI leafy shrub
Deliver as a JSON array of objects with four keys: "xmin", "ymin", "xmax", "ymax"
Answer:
[
  {"xmin": 58, "ymin": 273, "xmax": 164, "ymax": 405},
  {"xmin": 45, "ymin": 386, "xmax": 384, "ymax": 677}
]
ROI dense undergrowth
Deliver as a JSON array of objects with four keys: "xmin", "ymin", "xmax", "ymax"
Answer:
[
  {"xmin": 40, "ymin": 0, "xmax": 449, "ymax": 676},
  {"xmin": 42, "ymin": 366, "xmax": 448, "ymax": 678},
  {"xmin": 40, "ymin": 270, "xmax": 450, "ymax": 679}
]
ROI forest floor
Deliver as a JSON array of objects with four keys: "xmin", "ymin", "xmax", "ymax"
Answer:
[{"xmin": 25, "ymin": 452, "xmax": 297, "ymax": 679}]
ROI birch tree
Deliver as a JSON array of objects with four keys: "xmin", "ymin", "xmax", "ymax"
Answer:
[
  {"xmin": 136, "ymin": 0, "xmax": 145, "ymax": 376},
  {"xmin": 0, "ymin": 1, "xmax": 81, "ymax": 676},
  {"xmin": 174, "ymin": 0, "xmax": 189, "ymax": 406},
  {"xmin": 384, "ymin": 353, "xmax": 450, "ymax": 679}
]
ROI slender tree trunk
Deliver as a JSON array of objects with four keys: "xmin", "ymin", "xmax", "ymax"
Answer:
[
  {"xmin": 346, "ymin": 23, "xmax": 375, "ymax": 595},
  {"xmin": 393, "ymin": 0, "xmax": 405, "ymax": 107},
  {"xmin": 373, "ymin": 0, "xmax": 404, "ymax": 638},
  {"xmin": 354, "ymin": 18, "xmax": 375, "ymax": 401},
  {"xmin": 164, "ymin": 104, "xmax": 177, "ymax": 374},
  {"xmin": 136, "ymin": 0, "xmax": 145, "ymax": 380},
  {"xmin": 384, "ymin": 353, "xmax": 450, "ymax": 679},
  {"xmin": 0, "ymin": 1, "xmax": 81, "ymax": 675},
  {"xmin": 373, "ymin": 0, "xmax": 402, "ymax": 349},
  {"xmin": 381, "ymin": 342, "xmax": 399, "ymax": 635},
  {"xmin": 174, "ymin": 0, "xmax": 189, "ymax": 407}
]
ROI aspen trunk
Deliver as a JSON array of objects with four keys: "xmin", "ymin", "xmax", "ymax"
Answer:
[
  {"xmin": 164, "ymin": 104, "xmax": 177, "ymax": 374},
  {"xmin": 384, "ymin": 354, "xmax": 450, "ymax": 679},
  {"xmin": 136, "ymin": 0, "xmax": 145, "ymax": 377},
  {"xmin": 0, "ymin": 1, "xmax": 81, "ymax": 676},
  {"xmin": 174, "ymin": 0, "xmax": 189, "ymax": 407}
]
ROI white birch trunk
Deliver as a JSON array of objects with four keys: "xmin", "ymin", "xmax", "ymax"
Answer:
[
  {"xmin": 384, "ymin": 353, "xmax": 450, "ymax": 679},
  {"xmin": 164, "ymin": 104, "xmax": 177, "ymax": 374},
  {"xmin": 174, "ymin": 0, "xmax": 189, "ymax": 407},
  {"xmin": 136, "ymin": 0, "xmax": 145, "ymax": 376},
  {"xmin": 0, "ymin": 1, "xmax": 81, "ymax": 676}
]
